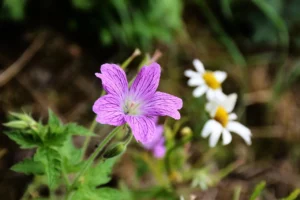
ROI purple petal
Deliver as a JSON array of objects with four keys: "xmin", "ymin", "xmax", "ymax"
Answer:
[
  {"xmin": 93, "ymin": 94, "xmax": 125, "ymax": 126},
  {"xmin": 143, "ymin": 124, "xmax": 164, "ymax": 149},
  {"xmin": 129, "ymin": 62, "xmax": 161, "ymax": 100},
  {"xmin": 144, "ymin": 92, "xmax": 183, "ymax": 120},
  {"xmin": 125, "ymin": 115, "xmax": 156, "ymax": 144},
  {"xmin": 96, "ymin": 64, "xmax": 128, "ymax": 99},
  {"xmin": 152, "ymin": 143, "xmax": 166, "ymax": 158}
]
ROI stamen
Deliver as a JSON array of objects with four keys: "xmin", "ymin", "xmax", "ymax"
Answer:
[
  {"xmin": 123, "ymin": 99, "xmax": 141, "ymax": 115},
  {"xmin": 130, "ymin": 102, "xmax": 135, "ymax": 108},
  {"xmin": 202, "ymin": 72, "xmax": 220, "ymax": 89},
  {"xmin": 214, "ymin": 106, "xmax": 229, "ymax": 127}
]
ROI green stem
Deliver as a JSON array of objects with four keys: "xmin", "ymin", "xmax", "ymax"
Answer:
[
  {"xmin": 121, "ymin": 48, "xmax": 141, "ymax": 69},
  {"xmin": 124, "ymin": 129, "xmax": 133, "ymax": 146},
  {"xmin": 70, "ymin": 126, "xmax": 123, "ymax": 190},
  {"xmin": 81, "ymin": 117, "xmax": 98, "ymax": 159},
  {"xmin": 164, "ymin": 136, "xmax": 192, "ymax": 183},
  {"xmin": 49, "ymin": 189, "xmax": 54, "ymax": 200},
  {"xmin": 65, "ymin": 192, "xmax": 74, "ymax": 200},
  {"xmin": 232, "ymin": 186, "xmax": 242, "ymax": 200},
  {"xmin": 62, "ymin": 164, "xmax": 70, "ymax": 188}
]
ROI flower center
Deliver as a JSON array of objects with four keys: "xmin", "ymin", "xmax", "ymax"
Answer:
[
  {"xmin": 214, "ymin": 106, "xmax": 228, "ymax": 127},
  {"xmin": 202, "ymin": 72, "xmax": 220, "ymax": 89},
  {"xmin": 123, "ymin": 99, "xmax": 142, "ymax": 115}
]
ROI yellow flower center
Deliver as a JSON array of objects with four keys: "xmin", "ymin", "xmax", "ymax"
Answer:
[
  {"xmin": 214, "ymin": 106, "xmax": 229, "ymax": 127},
  {"xmin": 202, "ymin": 72, "xmax": 220, "ymax": 89}
]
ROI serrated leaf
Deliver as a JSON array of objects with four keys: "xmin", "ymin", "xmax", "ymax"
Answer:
[
  {"xmin": 11, "ymin": 158, "xmax": 45, "ymax": 175},
  {"xmin": 44, "ymin": 126, "xmax": 68, "ymax": 147},
  {"xmin": 35, "ymin": 147, "xmax": 62, "ymax": 189},
  {"xmin": 4, "ymin": 130, "xmax": 43, "ymax": 149},
  {"xmin": 82, "ymin": 157, "xmax": 118, "ymax": 187},
  {"xmin": 65, "ymin": 123, "xmax": 94, "ymax": 136},
  {"xmin": 59, "ymin": 136, "xmax": 83, "ymax": 173},
  {"xmin": 48, "ymin": 110, "xmax": 62, "ymax": 127}
]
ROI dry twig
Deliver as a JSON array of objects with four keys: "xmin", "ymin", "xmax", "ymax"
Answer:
[{"xmin": 0, "ymin": 32, "xmax": 46, "ymax": 87}]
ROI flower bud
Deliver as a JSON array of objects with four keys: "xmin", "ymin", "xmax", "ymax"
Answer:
[
  {"xmin": 9, "ymin": 112, "xmax": 34, "ymax": 123},
  {"xmin": 103, "ymin": 143, "xmax": 126, "ymax": 158},
  {"xmin": 181, "ymin": 126, "xmax": 192, "ymax": 136},
  {"xmin": 3, "ymin": 121, "xmax": 29, "ymax": 129}
]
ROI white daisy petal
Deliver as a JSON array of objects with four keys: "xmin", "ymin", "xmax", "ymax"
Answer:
[
  {"xmin": 223, "ymin": 93, "xmax": 237, "ymax": 112},
  {"xmin": 222, "ymin": 129, "xmax": 232, "ymax": 145},
  {"xmin": 214, "ymin": 71, "xmax": 227, "ymax": 83},
  {"xmin": 209, "ymin": 122, "xmax": 223, "ymax": 147},
  {"xmin": 206, "ymin": 89, "xmax": 215, "ymax": 100},
  {"xmin": 228, "ymin": 113, "xmax": 237, "ymax": 121},
  {"xmin": 205, "ymin": 101, "xmax": 218, "ymax": 117},
  {"xmin": 193, "ymin": 59, "xmax": 205, "ymax": 73},
  {"xmin": 227, "ymin": 121, "xmax": 252, "ymax": 145},
  {"xmin": 214, "ymin": 89, "xmax": 226, "ymax": 101},
  {"xmin": 201, "ymin": 119, "xmax": 215, "ymax": 138},
  {"xmin": 188, "ymin": 77, "xmax": 204, "ymax": 86},
  {"xmin": 184, "ymin": 69, "xmax": 199, "ymax": 78},
  {"xmin": 193, "ymin": 85, "xmax": 207, "ymax": 97}
]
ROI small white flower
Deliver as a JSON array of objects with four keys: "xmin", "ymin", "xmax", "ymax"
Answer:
[
  {"xmin": 202, "ymin": 93, "xmax": 251, "ymax": 147},
  {"xmin": 184, "ymin": 59, "xmax": 227, "ymax": 100}
]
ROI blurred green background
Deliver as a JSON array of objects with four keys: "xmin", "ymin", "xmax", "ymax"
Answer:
[{"xmin": 1, "ymin": 0, "xmax": 300, "ymax": 199}]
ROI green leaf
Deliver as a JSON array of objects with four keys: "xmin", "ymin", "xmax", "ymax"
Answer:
[
  {"xmin": 59, "ymin": 136, "xmax": 83, "ymax": 173},
  {"xmin": 48, "ymin": 110, "xmax": 62, "ymax": 127},
  {"xmin": 65, "ymin": 123, "xmax": 94, "ymax": 136},
  {"xmin": 4, "ymin": 130, "xmax": 43, "ymax": 149},
  {"xmin": 72, "ymin": 187, "xmax": 99, "ymax": 200},
  {"xmin": 132, "ymin": 187, "xmax": 177, "ymax": 200},
  {"xmin": 11, "ymin": 158, "xmax": 45, "ymax": 175},
  {"xmin": 35, "ymin": 147, "xmax": 62, "ymax": 189},
  {"xmin": 82, "ymin": 157, "xmax": 118, "ymax": 187},
  {"xmin": 43, "ymin": 110, "xmax": 67, "ymax": 147},
  {"xmin": 250, "ymin": 181, "xmax": 266, "ymax": 200},
  {"xmin": 44, "ymin": 118, "xmax": 92, "ymax": 147},
  {"xmin": 1, "ymin": 0, "xmax": 25, "ymax": 21},
  {"xmin": 43, "ymin": 126, "xmax": 68, "ymax": 147},
  {"xmin": 72, "ymin": 187, "xmax": 124, "ymax": 200},
  {"xmin": 95, "ymin": 188, "xmax": 123, "ymax": 200}
]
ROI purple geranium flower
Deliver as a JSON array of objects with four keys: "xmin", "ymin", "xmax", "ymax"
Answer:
[
  {"xmin": 143, "ymin": 118, "xmax": 166, "ymax": 158},
  {"xmin": 93, "ymin": 62, "xmax": 183, "ymax": 144}
]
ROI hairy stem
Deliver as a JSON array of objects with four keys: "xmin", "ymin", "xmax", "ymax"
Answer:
[{"xmin": 80, "ymin": 117, "xmax": 98, "ymax": 159}]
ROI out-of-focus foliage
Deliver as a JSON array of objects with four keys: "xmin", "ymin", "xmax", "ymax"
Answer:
[
  {"xmin": 215, "ymin": 0, "xmax": 299, "ymax": 48},
  {"xmin": 249, "ymin": 181, "xmax": 266, "ymax": 200},
  {"xmin": 0, "ymin": 0, "xmax": 183, "ymax": 49},
  {"xmin": 282, "ymin": 189, "xmax": 300, "ymax": 200},
  {"xmin": 0, "ymin": 0, "xmax": 25, "ymax": 20},
  {"xmin": 72, "ymin": 0, "xmax": 183, "ymax": 48}
]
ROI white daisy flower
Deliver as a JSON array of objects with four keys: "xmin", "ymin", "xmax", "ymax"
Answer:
[
  {"xmin": 184, "ymin": 59, "xmax": 227, "ymax": 100},
  {"xmin": 202, "ymin": 93, "xmax": 252, "ymax": 147}
]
